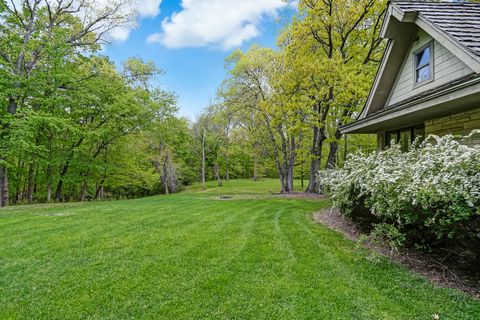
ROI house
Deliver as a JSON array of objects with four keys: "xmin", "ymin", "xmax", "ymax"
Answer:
[{"xmin": 341, "ymin": 0, "xmax": 480, "ymax": 149}]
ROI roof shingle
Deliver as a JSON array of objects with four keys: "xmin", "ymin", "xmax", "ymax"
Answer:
[{"xmin": 393, "ymin": 1, "xmax": 480, "ymax": 57}]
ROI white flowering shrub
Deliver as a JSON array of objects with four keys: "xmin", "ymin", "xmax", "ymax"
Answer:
[{"xmin": 318, "ymin": 133, "xmax": 480, "ymax": 250}]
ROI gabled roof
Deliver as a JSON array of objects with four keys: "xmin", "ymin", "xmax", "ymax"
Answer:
[
  {"xmin": 342, "ymin": 0, "xmax": 480, "ymax": 134},
  {"xmin": 394, "ymin": 1, "xmax": 480, "ymax": 57}
]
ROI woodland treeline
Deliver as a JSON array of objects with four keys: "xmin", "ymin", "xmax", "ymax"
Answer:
[{"xmin": 0, "ymin": 0, "xmax": 386, "ymax": 206}]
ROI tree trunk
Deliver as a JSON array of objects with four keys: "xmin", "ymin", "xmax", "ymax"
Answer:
[
  {"xmin": 225, "ymin": 156, "xmax": 230, "ymax": 181},
  {"xmin": 0, "ymin": 166, "xmax": 7, "ymax": 207},
  {"xmin": 94, "ymin": 179, "xmax": 106, "ymax": 200},
  {"xmin": 46, "ymin": 166, "xmax": 52, "ymax": 202},
  {"xmin": 27, "ymin": 163, "xmax": 35, "ymax": 204},
  {"xmin": 54, "ymin": 179, "xmax": 64, "ymax": 203},
  {"xmin": 306, "ymin": 126, "xmax": 326, "ymax": 193},
  {"xmin": 278, "ymin": 171, "xmax": 287, "ymax": 193},
  {"xmin": 54, "ymin": 138, "xmax": 84, "ymax": 202},
  {"xmin": 252, "ymin": 157, "xmax": 258, "ymax": 182},
  {"xmin": 325, "ymin": 128, "xmax": 342, "ymax": 169},
  {"xmin": 80, "ymin": 179, "xmax": 88, "ymax": 202},
  {"xmin": 47, "ymin": 184, "xmax": 52, "ymax": 202},
  {"xmin": 300, "ymin": 161, "xmax": 304, "ymax": 188},
  {"xmin": 54, "ymin": 163, "xmax": 70, "ymax": 203},
  {"xmin": 0, "ymin": 98, "xmax": 17, "ymax": 207},
  {"xmin": 286, "ymin": 136, "xmax": 296, "ymax": 193},
  {"xmin": 163, "ymin": 169, "xmax": 169, "ymax": 195},
  {"xmin": 214, "ymin": 164, "xmax": 223, "ymax": 187}
]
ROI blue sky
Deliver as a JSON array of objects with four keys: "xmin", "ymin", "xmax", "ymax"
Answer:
[{"xmin": 103, "ymin": 0, "xmax": 294, "ymax": 119}]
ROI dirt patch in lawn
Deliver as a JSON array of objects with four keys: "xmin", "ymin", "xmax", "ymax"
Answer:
[{"xmin": 314, "ymin": 208, "xmax": 480, "ymax": 299}]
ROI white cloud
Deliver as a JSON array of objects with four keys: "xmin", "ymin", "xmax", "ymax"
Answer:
[
  {"xmin": 148, "ymin": 0, "xmax": 286, "ymax": 50},
  {"xmin": 106, "ymin": 0, "xmax": 164, "ymax": 42},
  {"xmin": 136, "ymin": 0, "xmax": 163, "ymax": 18},
  {"xmin": 109, "ymin": 27, "xmax": 132, "ymax": 43}
]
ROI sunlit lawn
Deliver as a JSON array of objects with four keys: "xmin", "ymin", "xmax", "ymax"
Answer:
[{"xmin": 0, "ymin": 179, "xmax": 479, "ymax": 319}]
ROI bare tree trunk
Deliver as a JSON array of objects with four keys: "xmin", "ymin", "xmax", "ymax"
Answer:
[
  {"xmin": 252, "ymin": 157, "xmax": 258, "ymax": 182},
  {"xmin": 0, "ymin": 166, "xmax": 7, "ymax": 207},
  {"xmin": 27, "ymin": 163, "xmax": 35, "ymax": 204},
  {"xmin": 94, "ymin": 180, "xmax": 105, "ymax": 200},
  {"xmin": 225, "ymin": 156, "xmax": 230, "ymax": 181},
  {"xmin": 300, "ymin": 161, "xmax": 304, "ymax": 188},
  {"xmin": 80, "ymin": 179, "xmax": 88, "ymax": 202},
  {"xmin": 46, "ymin": 166, "xmax": 52, "ymax": 202},
  {"xmin": 54, "ymin": 168, "xmax": 67, "ymax": 202},
  {"xmin": 55, "ymin": 137, "xmax": 84, "ymax": 202},
  {"xmin": 162, "ymin": 169, "xmax": 169, "ymax": 195},
  {"xmin": 306, "ymin": 123, "xmax": 327, "ymax": 193},
  {"xmin": 286, "ymin": 136, "xmax": 296, "ymax": 193},
  {"xmin": 326, "ymin": 128, "xmax": 342, "ymax": 169},
  {"xmin": 0, "ymin": 98, "xmax": 17, "ymax": 207},
  {"xmin": 214, "ymin": 164, "xmax": 223, "ymax": 187},
  {"xmin": 278, "ymin": 171, "xmax": 287, "ymax": 193}
]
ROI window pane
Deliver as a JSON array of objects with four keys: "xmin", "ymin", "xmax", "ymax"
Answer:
[
  {"xmin": 386, "ymin": 132, "xmax": 397, "ymax": 146},
  {"xmin": 413, "ymin": 127, "xmax": 425, "ymax": 141},
  {"xmin": 416, "ymin": 65, "xmax": 431, "ymax": 83},
  {"xmin": 399, "ymin": 129, "xmax": 411, "ymax": 152},
  {"xmin": 413, "ymin": 127, "xmax": 425, "ymax": 147},
  {"xmin": 416, "ymin": 47, "xmax": 430, "ymax": 68}
]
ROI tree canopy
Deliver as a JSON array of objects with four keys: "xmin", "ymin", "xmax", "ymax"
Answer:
[{"xmin": 0, "ymin": 0, "xmax": 385, "ymax": 206}]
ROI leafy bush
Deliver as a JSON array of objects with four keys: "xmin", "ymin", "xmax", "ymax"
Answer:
[{"xmin": 318, "ymin": 132, "xmax": 480, "ymax": 252}]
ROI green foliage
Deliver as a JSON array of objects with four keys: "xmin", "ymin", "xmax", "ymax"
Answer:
[
  {"xmin": 319, "ymin": 134, "xmax": 480, "ymax": 252},
  {"xmin": 0, "ymin": 3, "xmax": 184, "ymax": 204}
]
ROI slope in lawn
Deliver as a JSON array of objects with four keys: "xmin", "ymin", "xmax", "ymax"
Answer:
[{"xmin": 0, "ymin": 179, "xmax": 479, "ymax": 319}]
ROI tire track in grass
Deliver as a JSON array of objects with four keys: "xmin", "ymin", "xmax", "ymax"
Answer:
[
  {"xmin": 0, "ymin": 198, "xmax": 242, "ymax": 318},
  {"xmin": 70, "ymin": 198, "xmax": 262, "ymax": 319},
  {"xmin": 206, "ymin": 201, "xmax": 302, "ymax": 320},
  {"xmin": 150, "ymin": 200, "xmax": 266, "ymax": 319},
  {"xmin": 289, "ymin": 210, "xmax": 410, "ymax": 318}
]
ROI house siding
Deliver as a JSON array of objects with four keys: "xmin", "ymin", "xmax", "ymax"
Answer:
[{"xmin": 388, "ymin": 29, "xmax": 474, "ymax": 106}]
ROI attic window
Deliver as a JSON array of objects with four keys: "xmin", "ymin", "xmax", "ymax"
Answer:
[{"xmin": 414, "ymin": 43, "xmax": 433, "ymax": 84}]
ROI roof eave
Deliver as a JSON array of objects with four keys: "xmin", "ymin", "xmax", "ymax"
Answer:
[{"xmin": 341, "ymin": 76, "xmax": 480, "ymax": 134}]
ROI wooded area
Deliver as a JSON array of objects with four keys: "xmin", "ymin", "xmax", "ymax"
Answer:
[{"xmin": 0, "ymin": 0, "xmax": 386, "ymax": 206}]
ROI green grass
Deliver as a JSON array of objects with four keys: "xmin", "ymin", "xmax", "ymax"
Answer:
[{"xmin": 0, "ymin": 179, "xmax": 478, "ymax": 319}]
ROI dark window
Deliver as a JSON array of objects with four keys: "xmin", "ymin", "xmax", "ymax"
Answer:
[
  {"xmin": 385, "ymin": 125, "xmax": 425, "ymax": 151},
  {"xmin": 414, "ymin": 44, "xmax": 432, "ymax": 84},
  {"xmin": 399, "ymin": 129, "xmax": 411, "ymax": 152},
  {"xmin": 413, "ymin": 126, "xmax": 425, "ymax": 146},
  {"xmin": 386, "ymin": 131, "xmax": 398, "ymax": 147}
]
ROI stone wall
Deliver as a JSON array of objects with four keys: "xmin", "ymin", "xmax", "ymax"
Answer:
[
  {"xmin": 376, "ymin": 107, "xmax": 480, "ymax": 149},
  {"xmin": 425, "ymin": 107, "xmax": 480, "ymax": 138}
]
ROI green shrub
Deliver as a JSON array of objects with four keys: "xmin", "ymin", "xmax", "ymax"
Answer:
[{"xmin": 318, "ymin": 132, "xmax": 480, "ymax": 252}]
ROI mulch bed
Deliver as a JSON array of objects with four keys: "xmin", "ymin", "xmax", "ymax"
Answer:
[{"xmin": 314, "ymin": 208, "xmax": 480, "ymax": 299}]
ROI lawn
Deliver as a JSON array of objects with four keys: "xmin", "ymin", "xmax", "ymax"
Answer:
[{"xmin": 0, "ymin": 179, "xmax": 479, "ymax": 319}]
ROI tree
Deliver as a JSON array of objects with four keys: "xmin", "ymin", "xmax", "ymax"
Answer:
[
  {"xmin": 283, "ymin": 0, "xmax": 387, "ymax": 191},
  {"xmin": 0, "ymin": 0, "xmax": 137, "ymax": 206},
  {"xmin": 220, "ymin": 46, "xmax": 308, "ymax": 193}
]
